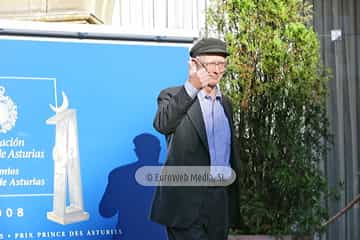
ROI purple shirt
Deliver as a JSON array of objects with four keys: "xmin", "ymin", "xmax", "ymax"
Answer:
[{"xmin": 184, "ymin": 82, "xmax": 231, "ymax": 172}]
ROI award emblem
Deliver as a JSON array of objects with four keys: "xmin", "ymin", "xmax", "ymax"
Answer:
[
  {"xmin": 46, "ymin": 91, "xmax": 89, "ymax": 225},
  {"xmin": 0, "ymin": 86, "xmax": 18, "ymax": 133}
]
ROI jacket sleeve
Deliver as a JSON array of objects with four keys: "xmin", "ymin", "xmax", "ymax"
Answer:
[{"xmin": 153, "ymin": 86, "xmax": 195, "ymax": 134}]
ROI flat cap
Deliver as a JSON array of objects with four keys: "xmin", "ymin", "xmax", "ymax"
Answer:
[{"xmin": 190, "ymin": 38, "xmax": 228, "ymax": 57}]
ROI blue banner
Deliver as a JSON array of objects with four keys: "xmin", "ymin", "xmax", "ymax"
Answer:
[{"xmin": 0, "ymin": 38, "xmax": 189, "ymax": 240}]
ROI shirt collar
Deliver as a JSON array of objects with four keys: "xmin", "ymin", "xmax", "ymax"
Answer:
[{"xmin": 198, "ymin": 84, "xmax": 222, "ymax": 100}]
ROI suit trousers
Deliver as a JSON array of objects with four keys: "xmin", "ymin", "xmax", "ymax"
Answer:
[{"xmin": 166, "ymin": 187, "xmax": 229, "ymax": 240}]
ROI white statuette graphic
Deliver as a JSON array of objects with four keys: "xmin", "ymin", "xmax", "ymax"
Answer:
[
  {"xmin": 46, "ymin": 91, "xmax": 89, "ymax": 225},
  {"xmin": 0, "ymin": 86, "xmax": 18, "ymax": 133}
]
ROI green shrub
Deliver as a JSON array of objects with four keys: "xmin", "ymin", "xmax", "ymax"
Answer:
[{"xmin": 207, "ymin": 0, "xmax": 331, "ymax": 235}]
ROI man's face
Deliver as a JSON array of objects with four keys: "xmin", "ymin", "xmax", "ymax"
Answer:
[{"xmin": 196, "ymin": 54, "xmax": 226, "ymax": 87}]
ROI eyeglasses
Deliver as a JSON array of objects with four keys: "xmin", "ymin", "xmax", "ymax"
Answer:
[{"xmin": 193, "ymin": 58, "xmax": 227, "ymax": 73}]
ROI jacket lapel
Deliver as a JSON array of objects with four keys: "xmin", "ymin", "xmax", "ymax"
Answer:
[
  {"xmin": 221, "ymin": 98, "xmax": 234, "ymax": 137},
  {"xmin": 187, "ymin": 99, "xmax": 209, "ymax": 151},
  {"xmin": 221, "ymin": 97, "xmax": 241, "ymax": 170}
]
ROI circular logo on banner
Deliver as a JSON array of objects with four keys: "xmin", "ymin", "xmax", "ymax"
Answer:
[{"xmin": 0, "ymin": 86, "xmax": 18, "ymax": 133}]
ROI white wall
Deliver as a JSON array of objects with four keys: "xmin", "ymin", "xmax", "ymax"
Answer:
[{"xmin": 112, "ymin": 0, "xmax": 208, "ymax": 37}]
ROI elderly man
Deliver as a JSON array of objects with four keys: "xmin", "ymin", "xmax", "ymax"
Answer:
[{"xmin": 150, "ymin": 38, "xmax": 240, "ymax": 240}]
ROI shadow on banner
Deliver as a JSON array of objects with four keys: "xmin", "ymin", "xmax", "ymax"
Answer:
[{"xmin": 99, "ymin": 133, "xmax": 165, "ymax": 239}]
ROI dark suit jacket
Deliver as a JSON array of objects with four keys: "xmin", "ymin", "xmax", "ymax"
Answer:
[{"xmin": 150, "ymin": 86, "xmax": 241, "ymax": 228}]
